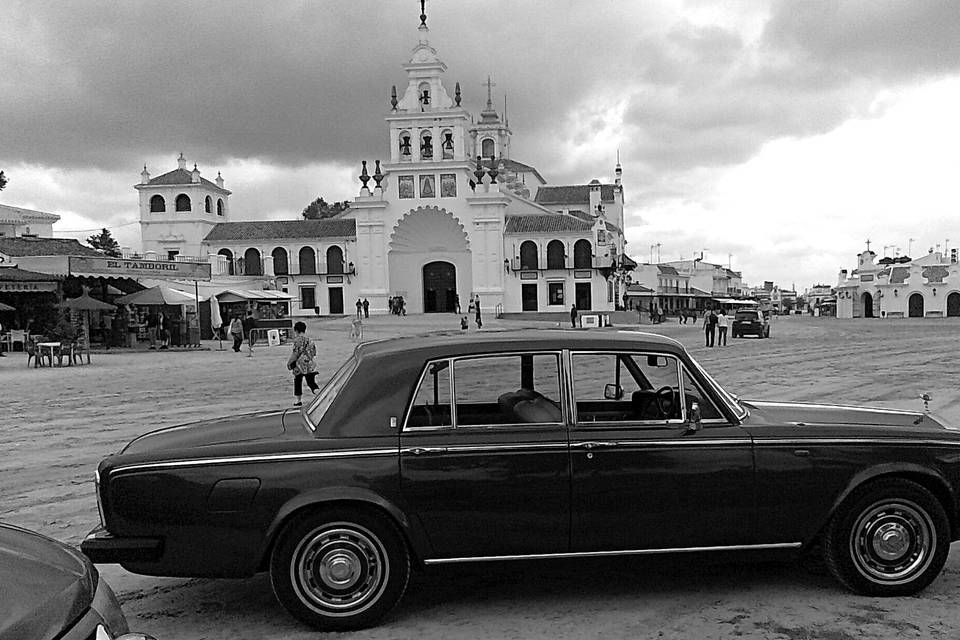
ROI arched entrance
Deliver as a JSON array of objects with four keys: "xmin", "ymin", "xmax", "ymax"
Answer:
[
  {"xmin": 423, "ymin": 261, "xmax": 457, "ymax": 313},
  {"xmin": 861, "ymin": 292, "xmax": 874, "ymax": 318},
  {"xmin": 909, "ymin": 293, "xmax": 924, "ymax": 318},
  {"xmin": 948, "ymin": 292, "xmax": 960, "ymax": 317}
]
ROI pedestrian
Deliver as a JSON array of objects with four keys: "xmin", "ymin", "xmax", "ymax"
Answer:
[
  {"xmin": 474, "ymin": 295, "xmax": 482, "ymax": 329},
  {"xmin": 146, "ymin": 311, "xmax": 158, "ymax": 349},
  {"xmin": 100, "ymin": 316, "xmax": 112, "ymax": 350},
  {"xmin": 0, "ymin": 319, "xmax": 5, "ymax": 356},
  {"xmin": 570, "ymin": 303, "xmax": 578, "ymax": 328},
  {"xmin": 460, "ymin": 316, "xmax": 468, "ymax": 330},
  {"xmin": 158, "ymin": 311, "xmax": 169, "ymax": 350},
  {"xmin": 229, "ymin": 315, "xmax": 244, "ymax": 352},
  {"xmin": 362, "ymin": 298, "xmax": 369, "ymax": 318},
  {"xmin": 704, "ymin": 308, "xmax": 717, "ymax": 347},
  {"xmin": 355, "ymin": 298, "xmax": 363, "ymax": 320},
  {"xmin": 287, "ymin": 321, "xmax": 319, "ymax": 406},
  {"xmin": 455, "ymin": 293, "xmax": 461, "ymax": 314},
  {"xmin": 717, "ymin": 309, "xmax": 728, "ymax": 346},
  {"xmin": 242, "ymin": 310, "xmax": 257, "ymax": 357},
  {"xmin": 399, "ymin": 296, "xmax": 406, "ymax": 316}
]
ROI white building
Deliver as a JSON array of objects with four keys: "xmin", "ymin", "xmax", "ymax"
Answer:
[
  {"xmin": 0, "ymin": 203, "xmax": 60, "ymax": 239},
  {"xmin": 836, "ymin": 249, "xmax": 960, "ymax": 318},
  {"xmin": 138, "ymin": 12, "xmax": 629, "ymax": 316}
]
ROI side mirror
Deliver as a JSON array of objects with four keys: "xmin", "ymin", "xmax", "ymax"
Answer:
[
  {"xmin": 683, "ymin": 402, "xmax": 703, "ymax": 434},
  {"xmin": 604, "ymin": 384, "xmax": 624, "ymax": 400}
]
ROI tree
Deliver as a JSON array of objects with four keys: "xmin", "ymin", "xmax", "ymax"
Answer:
[
  {"xmin": 87, "ymin": 228, "xmax": 122, "ymax": 257},
  {"xmin": 0, "ymin": 171, "xmax": 7, "ymax": 191},
  {"xmin": 302, "ymin": 196, "xmax": 349, "ymax": 220}
]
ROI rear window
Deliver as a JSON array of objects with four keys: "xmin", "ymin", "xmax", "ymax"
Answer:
[{"xmin": 735, "ymin": 311, "xmax": 757, "ymax": 321}]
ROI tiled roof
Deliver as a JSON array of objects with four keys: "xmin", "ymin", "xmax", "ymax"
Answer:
[
  {"xmin": 657, "ymin": 265, "xmax": 679, "ymax": 276},
  {"xmin": 494, "ymin": 159, "xmax": 546, "ymax": 184},
  {"xmin": 619, "ymin": 253, "xmax": 638, "ymax": 268},
  {"xmin": 0, "ymin": 203, "xmax": 60, "ymax": 222},
  {"xmin": 534, "ymin": 184, "xmax": 617, "ymax": 205},
  {"xmin": 504, "ymin": 214, "xmax": 594, "ymax": 234},
  {"xmin": 146, "ymin": 168, "xmax": 230, "ymax": 194},
  {"xmin": 626, "ymin": 283, "xmax": 655, "ymax": 293},
  {"xmin": 203, "ymin": 219, "xmax": 357, "ymax": 242},
  {"xmin": 0, "ymin": 236, "xmax": 101, "ymax": 257},
  {"xmin": 725, "ymin": 268, "xmax": 741, "ymax": 278},
  {"xmin": 0, "ymin": 266, "xmax": 62, "ymax": 281}
]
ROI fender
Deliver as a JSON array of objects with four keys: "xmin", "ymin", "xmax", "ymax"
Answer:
[
  {"xmin": 807, "ymin": 462, "xmax": 956, "ymax": 545},
  {"xmin": 258, "ymin": 486, "xmax": 433, "ymax": 566}
]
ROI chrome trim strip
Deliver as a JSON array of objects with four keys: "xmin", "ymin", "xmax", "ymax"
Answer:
[
  {"xmin": 570, "ymin": 439, "xmax": 750, "ymax": 448},
  {"xmin": 111, "ymin": 448, "xmax": 396, "ymax": 474},
  {"xmin": 753, "ymin": 438, "xmax": 960, "ymax": 447},
  {"xmin": 402, "ymin": 442, "xmax": 568, "ymax": 455},
  {"xmin": 423, "ymin": 542, "xmax": 803, "ymax": 565},
  {"xmin": 747, "ymin": 400, "xmax": 921, "ymax": 416}
]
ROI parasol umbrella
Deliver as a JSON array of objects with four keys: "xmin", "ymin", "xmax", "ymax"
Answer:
[
  {"xmin": 210, "ymin": 294, "xmax": 224, "ymax": 350},
  {"xmin": 115, "ymin": 285, "xmax": 198, "ymax": 306},
  {"xmin": 61, "ymin": 292, "xmax": 116, "ymax": 364},
  {"xmin": 0, "ymin": 301, "xmax": 15, "ymax": 312}
]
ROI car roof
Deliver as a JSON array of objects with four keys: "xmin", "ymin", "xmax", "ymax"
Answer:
[{"xmin": 354, "ymin": 329, "xmax": 686, "ymax": 361}]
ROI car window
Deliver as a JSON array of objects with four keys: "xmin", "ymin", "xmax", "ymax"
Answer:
[
  {"xmin": 407, "ymin": 359, "xmax": 452, "ymax": 429},
  {"xmin": 680, "ymin": 367, "xmax": 723, "ymax": 420},
  {"xmin": 571, "ymin": 352, "xmax": 681, "ymax": 424},
  {"xmin": 306, "ymin": 356, "xmax": 358, "ymax": 430},
  {"xmin": 454, "ymin": 354, "xmax": 562, "ymax": 426}
]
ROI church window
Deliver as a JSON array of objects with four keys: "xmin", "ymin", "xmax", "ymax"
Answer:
[
  {"xmin": 149, "ymin": 195, "xmax": 166, "ymax": 212},
  {"xmin": 218, "ymin": 248, "xmax": 235, "ymax": 276},
  {"xmin": 398, "ymin": 175, "xmax": 415, "ymax": 199},
  {"xmin": 547, "ymin": 240, "xmax": 565, "ymax": 269},
  {"xmin": 520, "ymin": 241, "xmax": 539, "ymax": 270},
  {"xmin": 299, "ymin": 246, "xmax": 317, "ymax": 275},
  {"xmin": 420, "ymin": 131, "xmax": 433, "ymax": 159},
  {"xmin": 440, "ymin": 174, "xmax": 457, "ymax": 197},
  {"xmin": 217, "ymin": 199, "xmax": 224, "ymax": 216},
  {"xmin": 481, "ymin": 138, "xmax": 495, "ymax": 159},
  {"xmin": 205, "ymin": 196, "xmax": 212, "ymax": 213},
  {"xmin": 441, "ymin": 131, "xmax": 454, "ymax": 159},
  {"xmin": 573, "ymin": 239, "xmax": 592, "ymax": 269},
  {"xmin": 419, "ymin": 174, "xmax": 436, "ymax": 198},
  {"xmin": 326, "ymin": 246, "xmax": 344, "ymax": 274},
  {"xmin": 272, "ymin": 247, "xmax": 289, "ymax": 275},
  {"xmin": 399, "ymin": 132, "xmax": 412, "ymax": 157},
  {"xmin": 244, "ymin": 247, "xmax": 263, "ymax": 276},
  {"xmin": 175, "ymin": 194, "xmax": 191, "ymax": 212}
]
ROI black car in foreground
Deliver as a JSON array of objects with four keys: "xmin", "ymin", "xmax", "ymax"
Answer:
[
  {"xmin": 1, "ymin": 522, "xmax": 152, "ymax": 640},
  {"xmin": 84, "ymin": 331, "xmax": 960, "ymax": 631},
  {"xmin": 732, "ymin": 309, "xmax": 770, "ymax": 338}
]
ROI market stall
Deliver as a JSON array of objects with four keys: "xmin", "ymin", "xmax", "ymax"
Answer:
[
  {"xmin": 202, "ymin": 289, "xmax": 293, "ymax": 341},
  {"xmin": 115, "ymin": 285, "xmax": 201, "ymax": 347}
]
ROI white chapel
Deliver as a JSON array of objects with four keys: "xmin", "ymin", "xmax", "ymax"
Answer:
[{"xmin": 137, "ymin": 9, "xmax": 633, "ymax": 316}]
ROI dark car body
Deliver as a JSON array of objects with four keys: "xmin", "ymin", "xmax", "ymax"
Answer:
[
  {"xmin": 732, "ymin": 309, "xmax": 769, "ymax": 338},
  {"xmin": 82, "ymin": 330, "xmax": 960, "ymax": 629},
  {"xmin": 0, "ymin": 522, "xmax": 136, "ymax": 640}
]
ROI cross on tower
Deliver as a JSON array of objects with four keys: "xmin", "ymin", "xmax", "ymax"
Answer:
[
  {"xmin": 419, "ymin": 0, "xmax": 427, "ymax": 28},
  {"xmin": 865, "ymin": 238, "xmax": 872, "ymax": 252},
  {"xmin": 484, "ymin": 76, "xmax": 496, "ymax": 109}
]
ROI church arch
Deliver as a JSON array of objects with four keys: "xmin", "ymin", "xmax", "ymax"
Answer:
[
  {"xmin": 573, "ymin": 239, "xmax": 592, "ymax": 269},
  {"xmin": 948, "ymin": 292, "xmax": 960, "ymax": 317},
  {"xmin": 243, "ymin": 247, "xmax": 263, "ymax": 276},
  {"xmin": 422, "ymin": 261, "xmax": 457, "ymax": 313},
  {"xmin": 520, "ymin": 241, "xmax": 539, "ymax": 270},
  {"xmin": 908, "ymin": 292, "xmax": 924, "ymax": 318},
  {"xmin": 149, "ymin": 195, "xmax": 166, "ymax": 213},
  {"xmin": 175, "ymin": 193, "xmax": 191, "ymax": 212},
  {"xmin": 217, "ymin": 248, "xmax": 234, "ymax": 276},
  {"xmin": 217, "ymin": 199, "xmax": 224, "ymax": 216},
  {"xmin": 546, "ymin": 240, "xmax": 565, "ymax": 269},
  {"xmin": 205, "ymin": 196, "xmax": 212, "ymax": 213},
  {"xmin": 399, "ymin": 131, "xmax": 412, "ymax": 157},
  {"xmin": 861, "ymin": 292, "xmax": 874, "ymax": 318},
  {"xmin": 326, "ymin": 246, "xmax": 344, "ymax": 274},
  {"xmin": 481, "ymin": 137, "xmax": 495, "ymax": 159},
  {"xmin": 420, "ymin": 130, "xmax": 433, "ymax": 159},
  {"xmin": 271, "ymin": 247, "xmax": 289, "ymax": 275},
  {"xmin": 299, "ymin": 246, "xmax": 317, "ymax": 275}
]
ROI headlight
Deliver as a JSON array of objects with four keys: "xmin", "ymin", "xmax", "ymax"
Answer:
[
  {"xmin": 95, "ymin": 468, "xmax": 105, "ymax": 527},
  {"xmin": 96, "ymin": 626, "xmax": 158, "ymax": 640}
]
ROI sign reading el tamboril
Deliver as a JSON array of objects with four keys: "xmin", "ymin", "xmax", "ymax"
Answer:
[{"xmin": 69, "ymin": 256, "xmax": 212, "ymax": 281}]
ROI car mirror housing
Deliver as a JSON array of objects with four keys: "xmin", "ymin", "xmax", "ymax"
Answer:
[
  {"xmin": 683, "ymin": 402, "xmax": 703, "ymax": 434},
  {"xmin": 604, "ymin": 384, "xmax": 623, "ymax": 400}
]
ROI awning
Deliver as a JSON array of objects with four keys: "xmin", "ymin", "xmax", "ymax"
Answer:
[
  {"xmin": 214, "ymin": 289, "xmax": 293, "ymax": 303},
  {"xmin": 116, "ymin": 285, "xmax": 199, "ymax": 306},
  {"xmin": 714, "ymin": 298, "xmax": 758, "ymax": 306}
]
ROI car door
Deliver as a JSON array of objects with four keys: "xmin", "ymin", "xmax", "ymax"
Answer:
[
  {"xmin": 568, "ymin": 350, "xmax": 756, "ymax": 552},
  {"xmin": 400, "ymin": 352, "xmax": 570, "ymax": 560}
]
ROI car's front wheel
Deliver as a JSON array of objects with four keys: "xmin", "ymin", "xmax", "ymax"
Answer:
[
  {"xmin": 824, "ymin": 478, "xmax": 949, "ymax": 596},
  {"xmin": 270, "ymin": 508, "xmax": 410, "ymax": 631}
]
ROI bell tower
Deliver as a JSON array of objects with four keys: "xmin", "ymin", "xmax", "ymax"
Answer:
[{"xmin": 468, "ymin": 77, "xmax": 512, "ymax": 162}]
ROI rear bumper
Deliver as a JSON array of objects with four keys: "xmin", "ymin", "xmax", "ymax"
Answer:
[{"xmin": 81, "ymin": 526, "xmax": 164, "ymax": 564}]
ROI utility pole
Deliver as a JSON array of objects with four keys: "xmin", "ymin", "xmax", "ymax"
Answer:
[
  {"xmin": 728, "ymin": 253, "xmax": 733, "ymax": 269},
  {"xmin": 649, "ymin": 244, "xmax": 655, "ymax": 264},
  {"xmin": 908, "ymin": 238, "xmax": 915, "ymax": 257}
]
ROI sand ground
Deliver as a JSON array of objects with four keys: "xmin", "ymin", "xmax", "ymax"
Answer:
[{"xmin": 3, "ymin": 313, "xmax": 960, "ymax": 639}]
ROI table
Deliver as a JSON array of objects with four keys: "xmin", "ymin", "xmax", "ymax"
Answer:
[{"xmin": 36, "ymin": 342, "xmax": 62, "ymax": 367}]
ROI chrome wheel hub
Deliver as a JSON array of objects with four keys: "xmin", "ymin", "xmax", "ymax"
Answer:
[
  {"xmin": 851, "ymin": 499, "xmax": 934, "ymax": 584},
  {"xmin": 873, "ymin": 522, "xmax": 910, "ymax": 561}
]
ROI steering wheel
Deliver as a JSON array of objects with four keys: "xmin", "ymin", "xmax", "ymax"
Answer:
[{"xmin": 654, "ymin": 386, "xmax": 675, "ymax": 419}]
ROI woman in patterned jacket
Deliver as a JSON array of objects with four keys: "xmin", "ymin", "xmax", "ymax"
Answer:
[{"xmin": 287, "ymin": 321, "xmax": 319, "ymax": 406}]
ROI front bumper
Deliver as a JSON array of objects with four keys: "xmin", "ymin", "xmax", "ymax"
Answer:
[{"xmin": 81, "ymin": 526, "xmax": 164, "ymax": 564}]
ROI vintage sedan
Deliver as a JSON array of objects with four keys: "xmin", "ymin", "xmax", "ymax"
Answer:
[
  {"xmin": 83, "ymin": 331, "xmax": 960, "ymax": 631},
  {"xmin": 1, "ymin": 521, "xmax": 153, "ymax": 640}
]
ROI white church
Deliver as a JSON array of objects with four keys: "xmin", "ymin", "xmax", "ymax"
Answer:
[{"xmin": 138, "ymin": 10, "xmax": 632, "ymax": 316}]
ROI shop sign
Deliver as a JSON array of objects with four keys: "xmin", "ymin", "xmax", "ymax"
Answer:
[
  {"xmin": 69, "ymin": 256, "xmax": 212, "ymax": 280},
  {"xmin": 0, "ymin": 281, "xmax": 58, "ymax": 292}
]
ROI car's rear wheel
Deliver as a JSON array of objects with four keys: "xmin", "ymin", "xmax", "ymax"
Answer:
[
  {"xmin": 270, "ymin": 508, "xmax": 410, "ymax": 631},
  {"xmin": 824, "ymin": 478, "xmax": 949, "ymax": 596}
]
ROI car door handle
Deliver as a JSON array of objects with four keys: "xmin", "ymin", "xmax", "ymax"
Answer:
[
  {"xmin": 580, "ymin": 441, "xmax": 617, "ymax": 450},
  {"xmin": 408, "ymin": 447, "xmax": 448, "ymax": 455}
]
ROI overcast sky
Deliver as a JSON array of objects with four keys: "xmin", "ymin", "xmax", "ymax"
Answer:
[{"xmin": 3, "ymin": 0, "xmax": 960, "ymax": 290}]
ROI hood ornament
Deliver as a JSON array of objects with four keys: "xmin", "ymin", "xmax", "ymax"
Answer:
[{"xmin": 920, "ymin": 393, "xmax": 932, "ymax": 412}]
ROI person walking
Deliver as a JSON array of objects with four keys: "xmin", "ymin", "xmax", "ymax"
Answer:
[
  {"xmin": 474, "ymin": 295, "xmax": 482, "ymax": 329},
  {"xmin": 570, "ymin": 304, "xmax": 578, "ymax": 328},
  {"xmin": 455, "ymin": 293, "xmax": 461, "ymax": 314},
  {"xmin": 355, "ymin": 298, "xmax": 363, "ymax": 320},
  {"xmin": 158, "ymin": 311, "xmax": 169, "ymax": 350},
  {"xmin": 704, "ymin": 308, "xmax": 717, "ymax": 347},
  {"xmin": 146, "ymin": 311, "xmax": 158, "ymax": 350},
  {"xmin": 242, "ymin": 311, "xmax": 257, "ymax": 357},
  {"xmin": 717, "ymin": 309, "xmax": 729, "ymax": 346},
  {"xmin": 229, "ymin": 315, "xmax": 244, "ymax": 352},
  {"xmin": 362, "ymin": 298, "xmax": 369, "ymax": 318},
  {"xmin": 287, "ymin": 321, "xmax": 319, "ymax": 406}
]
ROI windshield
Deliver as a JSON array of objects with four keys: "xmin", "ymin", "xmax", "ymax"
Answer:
[
  {"xmin": 735, "ymin": 312, "xmax": 757, "ymax": 320},
  {"xmin": 304, "ymin": 355, "xmax": 358, "ymax": 431},
  {"xmin": 686, "ymin": 354, "xmax": 747, "ymax": 421}
]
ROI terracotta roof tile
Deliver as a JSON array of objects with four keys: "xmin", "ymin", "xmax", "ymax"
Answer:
[
  {"xmin": 0, "ymin": 236, "xmax": 101, "ymax": 257},
  {"xmin": 534, "ymin": 184, "xmax": 617, "ymax": 205},
  {"xmin": 146, "ymin": 168, "xmax": 230, "ymax": 194},
  {"xmin": 0, "ymin": 266, "xmax": 62, "ymax": 281},
  {"xmin": 504, "ymin": 214, "xmax": 594, "ymax": 234},
  {"xmin": 203, "ymin": 219, "xmax": 357, "ymax": 242}
]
